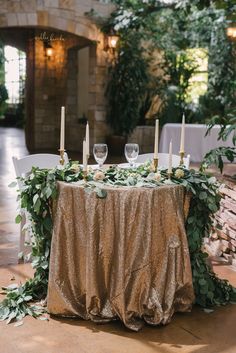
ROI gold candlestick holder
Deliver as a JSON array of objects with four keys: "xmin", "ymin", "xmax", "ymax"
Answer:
[
  {"xmin": 83, "ymin": 170, "xmax": 88, "ymax": 181},
  {"xmin": 153, "ymin": 158, "xmax": 158, "ymax": 172},
  {"xmin": 167, "ymin": 171, "xmax": 172, "ymax": 179},
  {"xmin": 58, "ymin": 149, "xmax": 66, "ymax": 165},
  {"xmin": 179, "ymin": 151, "xmax": 185, "ymax": 166}
]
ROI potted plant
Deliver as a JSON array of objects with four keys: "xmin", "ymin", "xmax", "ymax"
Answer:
[
  {"xmin": 106, "ymin": 35, "xmax": 150, "ymax": 155},
  {"xmin": 0, "ymin": 83, "xmax": 8, "ymax": 119}
]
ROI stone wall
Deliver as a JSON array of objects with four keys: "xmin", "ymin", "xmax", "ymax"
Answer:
[
  {"xmin": 34, "ymin": 30, "xmax": 80, "ymax": 150},
  {"xmin": 205, "ymin": 178, "xmax": 236, "ymax": 267}
]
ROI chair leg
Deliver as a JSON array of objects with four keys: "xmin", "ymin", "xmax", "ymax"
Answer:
[{"xmin": 18, "ymin": 213, "xmax": 26, "ymax": 262}]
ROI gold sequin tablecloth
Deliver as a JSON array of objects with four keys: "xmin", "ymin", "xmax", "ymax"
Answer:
[{"xmin": 47, "ymin": 182, "xmax": 195, "ymax": 331}]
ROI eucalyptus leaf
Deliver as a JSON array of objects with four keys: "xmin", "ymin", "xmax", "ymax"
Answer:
[
  {"xmin": 15, "ymin": 214, "xmax": 22, "ymax": 224},
  {"xmin": 14, "ymin": 321, "xmax": 24, "ymax": 327},
  {"xmin": 96, "ymin": 188, "xmax": 107, "ymax": 199},
  {"xmin": 8, "ymin": 181, "xmax": 17, "ymax": 188},
  {"xmin": 203, "ymin": 308, "xmax": 214, "ymax": 314}
]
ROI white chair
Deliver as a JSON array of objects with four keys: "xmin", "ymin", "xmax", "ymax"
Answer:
[
  {"xmin": 136, "ymin": 153, "xmax": 191, "ymax": 169},
  {"xmin": 12, "ymin": 153, "xmax": 69, "ymax": 257}
]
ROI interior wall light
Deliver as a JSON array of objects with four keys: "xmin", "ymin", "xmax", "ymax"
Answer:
[
  {"xmin": 104, "ymin": 31, "xmax": 119, "ymax": 54},
  {"xmin": 227, "ymin": 27, "xmax": 236, "ymax": 40},
  {"xmin": 44, "ymin": 41, "xmax": 54, "ymax": 58},
  {"xmin": 107, "ymin": 34, "xmax": 119, "ymax": 50}
]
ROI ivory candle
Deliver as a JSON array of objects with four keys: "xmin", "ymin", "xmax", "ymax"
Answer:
[
  {"xmin": 60, "ymin": 106, "xmax": 65, "ymax": 150},
  {"xmin": 86, "ymin": 122, "xmax": 89, "ymax": 157},
  {"xmin": 154, "ymin": 119, "xmax": 159, "ymax": 159},
  {"xmin": 83, "ymin": 139, "xmax": 87, "ymax": 172},
  {"xmin": 168, "ymin": 140, "xmax": 172, "ymax": 174},
  {"xmin": 180, "ymin": 113, "xmax": 185, "ymax": 153}
]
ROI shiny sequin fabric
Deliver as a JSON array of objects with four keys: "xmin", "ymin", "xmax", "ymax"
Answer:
[{"xmin": 47, "ymin": 182, "xmax": 195, "ymax": 331}]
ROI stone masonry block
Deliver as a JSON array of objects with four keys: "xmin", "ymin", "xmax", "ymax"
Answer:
[
  {"xmin": 20, "ymin": 0, "xmax": 36, "ymax": 12},
  {"xmin": 17, "ymin": 13, "xmax": 27, "ymax": 25},
  {"xmin": 27, "ymin": 13, "xmax": 37, "ymax": 25},
  {"xmin": 37, "ymin": 11, "xmax": 49, "ymax": 26},
  {"xmin": 221, "ymin": 187, "xmax": 236, "ymax": 201},
  {"xmin": 7, "ymin": 13, "xmax": 18, "ymax": 26},
  {"xmin": 7, "ymin": 1, "xmax": 21, "ymax": 12},
  {"xmin": 44, "ymin": 0, "xmax": 59, "ymax": 7},
  {"xmin": 59, "ymin": 0, "xmax": 74, "ymax": 9},
  {"xmin": 95, "ymin": 111, "xmax": 105, "ymax": 122},
  {"xmin": 0, "ymin": 15, "xmax": 7, "ymax": 26}
]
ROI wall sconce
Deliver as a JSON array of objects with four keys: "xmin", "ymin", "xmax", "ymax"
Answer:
[
  {"xmin": 227, "ymin": 27, "xmax": 236, "ymax": 40},
  {"xmin": 104, "ymin": 32, "xmax": 119, "ymax": 54},
  {"xmin": 44, "ymin": 41, "xmax": 54, "ymax": 58},
  {"xmin": 107, "ymin": 34, "xmax": 119, "ymax": 50}
]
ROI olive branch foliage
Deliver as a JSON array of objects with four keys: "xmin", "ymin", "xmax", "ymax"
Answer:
[{"xmin": 1, "ymin": 162, "xmax": 236, "ymax": 323}]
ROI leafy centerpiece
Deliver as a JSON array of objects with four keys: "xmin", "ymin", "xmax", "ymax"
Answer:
[{"xmin": 0, "ymin": 162, "xmax": 236, "ymax": 323}]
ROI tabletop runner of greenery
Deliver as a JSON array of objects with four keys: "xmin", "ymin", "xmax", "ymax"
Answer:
[{"xmin": 1, "ymin": 162, "xmax": 236, "ymax": 324}]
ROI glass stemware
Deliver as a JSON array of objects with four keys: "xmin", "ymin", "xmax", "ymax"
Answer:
[
  {"xmin": 93, "ymin": 144, "xmax": 108, "ymax": 168},
  {"xmin": 124, "ymin": 143, "xmax": 139, "ymax": 167}
]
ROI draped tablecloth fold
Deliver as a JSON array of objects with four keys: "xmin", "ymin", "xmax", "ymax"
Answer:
[{"xmin": 47, "ymin": 182, "xmax": 194, "ymax": 331}]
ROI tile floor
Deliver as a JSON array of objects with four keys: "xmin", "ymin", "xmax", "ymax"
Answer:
[{"xmin": 0, "ymin": 127, "xmax": 236, "ymax": 353}]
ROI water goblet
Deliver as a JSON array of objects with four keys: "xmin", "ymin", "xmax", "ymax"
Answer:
[
  {"xmin": 93, "ymin": 144, "xmax": 108, "ymax": 169},
  {"xmin": 124, "ymin": 143, "xmax": 139, "ymax": 167}
]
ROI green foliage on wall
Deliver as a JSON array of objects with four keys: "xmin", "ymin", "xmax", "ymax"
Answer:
[
  {"xmin": 106, "ymin": 35, "xmax": 150, "ymax": 136},
  {"xmin": 102, "ymin": 0, "xmax": 235, "ymax": 134}
]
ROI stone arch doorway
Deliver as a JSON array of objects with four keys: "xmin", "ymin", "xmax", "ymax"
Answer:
[
  {"xmin": 0, "ymin": 1, "xmax": 112, "ymax": 152},
  {"xmin": 0, "ymin": 26, "xmax": 108, "ymax": 153}
]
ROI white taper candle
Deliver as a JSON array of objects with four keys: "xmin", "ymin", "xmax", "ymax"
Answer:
[
  {"xmin": 60, "ymin": 106, "xmax": 65, "ymax": 150},
  {"xmin": 154, "ymin": 119, "xmax": 159, "ymax": 159},
  {"xmin": 86, "ymin": 122, "xmax": 89, "ymax": 157},
  {"xmin": 168, "ymin": 140, "xmax": 172, "ymax": 174},
  {"xmin": 83, "ymin": 139, "xmax": 87, "ymax": 172},
  {"xmin": 180, "ymin": 113, "xmax": 185, "ymax": 153}
]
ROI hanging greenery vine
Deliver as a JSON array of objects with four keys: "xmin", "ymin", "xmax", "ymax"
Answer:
[{"xmin": 0, "ymin": 162, "xmax": 236, "ymax": 324}]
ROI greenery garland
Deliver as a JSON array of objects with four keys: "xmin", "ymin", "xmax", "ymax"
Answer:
[{"xmin": 1, "ymin": 162, "xmax": 236, "ymax": 324}]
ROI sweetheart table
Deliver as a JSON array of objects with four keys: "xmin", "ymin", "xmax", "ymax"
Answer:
[{"xmin": 47, "ymin": 181, "xmax": 195, "ymax": 331}]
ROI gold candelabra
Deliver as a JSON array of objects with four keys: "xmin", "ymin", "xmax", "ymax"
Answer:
[
  {"xmin": 59, "ymin": 149, "xmax": 66, "ymax": 165},
  {"xmin": 167, "ymin": 171, "xmax": 172, "ymax": 179},
  {"xmin": 153, "ymin": 158, "xmax": 158, "ymax": 172},
  {"xmin": 179, "ymin": 151, "xmax": 185, "ymax": 166}
]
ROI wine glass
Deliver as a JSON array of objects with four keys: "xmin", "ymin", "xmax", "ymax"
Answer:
[
  {"xmin": 124, "ymin": 143, "xmax": 139, "ymax": 167},
  {"xmin": 93, "ymin": 144, "xmax": 108, "ymax": 168}
]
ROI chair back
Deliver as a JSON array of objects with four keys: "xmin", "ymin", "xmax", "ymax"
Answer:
[
  {"xmin": 136, "ymin": 153, "xmax": 190, "ymax": 169},
  {"xmin": 12, "ymin": 153, "xmax": 69, "ymax": 187}
]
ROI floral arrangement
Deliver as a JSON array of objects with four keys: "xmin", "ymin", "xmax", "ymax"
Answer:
[{"xmin": 0, "ymin": 161, "xmax": 235, "ymax": 324}]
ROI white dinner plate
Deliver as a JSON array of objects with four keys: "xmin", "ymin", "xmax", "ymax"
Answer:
[
  {"xmin": 79, "ymin": 164, "xmax": 99, "ymax": 170},
  {"xmin": 117, "ymin": 163, "xmax": 141, "ymax": 169}
]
